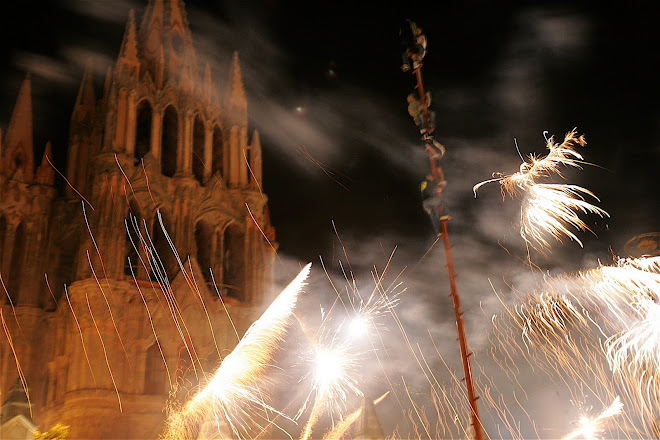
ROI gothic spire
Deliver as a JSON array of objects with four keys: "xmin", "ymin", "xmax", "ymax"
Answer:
[
  {"xmin": 139, "ymin": 0, "xmax": 164, "ymax": 52},
  {"xmin": 3, "ymin": 75, "xmax": 34, "ymax": 182},
  {"xmin": 35, "ymin": 141, "xmax": 55, "ymax": 186},
  {"xmin": 226, "ymin": 51, "xmax": 247, "ymax": 124},
  {"xmin": 116, "ymin": 9, "xmax": 140, "ymax": 77},
  {"xmin": 72, "ymin": 60, "xmax": 96, "ymax": 126},
  {"xmin": 250, "ymin": 129, "xmax": 260, "ymax": 149},
  {"xmin": 138, "ymin": 0, "xmax": 198, "ymax": 87},
  {"xmin": 166, "ymin": 0, "xmax": 194, "ymax": 42},
  {"xmin": 353, "ymin": 396, "xmax": 385, "ymax": 439}
]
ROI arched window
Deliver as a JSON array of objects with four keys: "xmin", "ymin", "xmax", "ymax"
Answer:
[
  {"xmin": 194, "ymin": 220, "xmax": 213, "ymax": 283},
  {"xmin": 222, "ymin": 224, "xmax": 245, "ymax": 300},
  {"xmin": 124, "ymin": 200, "xmax": 142, "ymax": 277},
  {"xmin": 161, "ymin": 105, "xmax": 178, "ymax": 177},
  {"xmin": 192, "ymin": 116, "xmax": 206, "ymax": 184},
  {"xmin": 211, "ymin": 126, "xmax": 223, "ymax": 177},
  {"xmin": 144, "ymin": 343, "xmax": 167, "ymax": 395},
  {"xmin": 134, "ymin": 100, "xmax": 152, "ymax": 161},
  {"xmin": 8, "ymin": 222, "xmax": 26, "ymax": 304},
  {"xmin": 151, "ymin": 210, "xmax": 175, "ymax": 282}
]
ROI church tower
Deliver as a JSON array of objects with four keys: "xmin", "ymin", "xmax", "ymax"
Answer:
[
  {"xmin": 0, "ymin": 1, "xmax": 277, "ymax": 438},
  {"xmin": 0, "ymin": 74, "xmax": 58, "ymax": 432}
]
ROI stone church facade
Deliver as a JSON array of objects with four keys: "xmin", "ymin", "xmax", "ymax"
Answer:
[{"xmin": 0, "ymin": 0, "xmax": 276, "ymax": 438}]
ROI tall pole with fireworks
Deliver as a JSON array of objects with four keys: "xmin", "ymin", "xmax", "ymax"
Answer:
[{"xmin": 400, "ymin": 20, "xmax": 485, "ymax": 440}]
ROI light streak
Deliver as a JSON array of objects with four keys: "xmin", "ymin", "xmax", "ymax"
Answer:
[
  {"xmin": 0, "ymin": 272, "xmax": 16, "ymax": 308},
  {"xmin": 144, "ymin": 212, "xmax": 203, "ymax": 381},
  {"xmin": 184, "ymin": 256, "xmax": 221, "ymax": 372},
  {"xmin": 43, "ymin": 274, "xmax": 59, "ymax": 310},
  {"xmin": 473, "ymin": 129, "xmax": 608, "ymax": 251},
  {"xmin": 321, "ymin": 406, "xmax": 362, "ymax": 440},
  {"xmin": 606, "ymin": 297, "xmax": 660, "ymax": 375},
  {"xmin": 487, "ymin": 255, "xmax": 660, "ymax": 439},
  {"xmin": 521, "ymin": 183, "xmax": 608, "ymax": 249},
  {"xmin": 321, "ymin": 392, "xmax": 390, "ymax": 440},
  {"xmin": 125, "ymin": 254, "xmax": 172, "ymax": 389},
  {"xmin": 140, "ymin": 158, "xmax": 157, "ymax": 207},
  {"xmin": 81, "ymin": 201, "xmax": 114, "ymax": 290},
  {"xmin": 297, "ymin": 146, "xmax": 352, "ymax": 191},
  {"xmin": 85, "ymin": 249, "xmax": 132, "ymax": 371},
  {"xmin": 243, "ymin": 149, "xmax": 265, "ymax": 201},
  {"xmin": 124, "ymin": 211, "xmax": 202, "ymax": 388},
  {"xmin": 208, "ymin": 269, "xmax": 241, "ymax": 342},
  {"xmin": 162, "ymin": 263, "xmax": 310, "ymax": 440},
  {"xmin": 114, "ymin": 154, "xmax": 140, "ymax": 204},
  {"xmin": 245, "ymin": 202, "xmax": 281, "ymax": 269},
  {"xmin": 44, "ymin": 154, "xmax": 94, "ymax": 209}
]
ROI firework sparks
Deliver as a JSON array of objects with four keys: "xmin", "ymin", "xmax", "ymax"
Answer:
[
  {"xmin": 473, "ymin": 129, "xmax": 609, "ymax": 251},
  {"xmin": 312, "ymin": 342, "xmax": 362, "ymax": 405},
  {"xmin": 161, "ymin": 263, "xmax": 311, "ymax": 440},
  {"xmin": 293, "ymin": 252, "xmax": 403, "ymax": 439},
  {"xmin": 486, "ymin": 255, "xmax": 660, "ymax": 438},
  {"xmin": 297, "ymin": 337, "xmax": 363, "ymax": 440},
  {"xmin": 604, "ymin": 257, "xmax": 660, "ymax": 377},
  {"xmin": 343, "ymin": 289, "xmax": 398, "ymax": 343},
  {"xmin": 562, "ymin": 396, "xmax": 623, "ymax": 440},
  {"xmin": 522, "ymin": 183, "xmax": 608, "ymax": 249},
  {"xmin": 347, "ymin": 315, "xmax": 370, "ymax": 339}
]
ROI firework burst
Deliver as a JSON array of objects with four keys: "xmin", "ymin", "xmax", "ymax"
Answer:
[
  {"xmin": 562, "ymin": 396, "xmax": 624, "ymax": 440},
  {"xmin": 486, "ymin": 255, "xmax": 660, "ymax": 438},
  {"xmin": 296, "ymin": 335, "xmax": 363, "ymax": 440},
  {"xmin": 474, "ymin": 129, "xmax": 609, "ymax": 251},
  {"xmin": 161, "ymin": 263, "xmax": 311, "ymax": 440}
]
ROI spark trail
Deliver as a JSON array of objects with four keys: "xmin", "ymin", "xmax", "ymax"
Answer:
[
  {"xmin": 161, "ymin": 263, "xmax": 311, "ymax": 440},
  {"xmin": 485, "ymin": 255, "xmax": 660, "ymax": 438},
  {"xmin": 474, "ymin": 129, "xmax": 609, "ymax": 251}
]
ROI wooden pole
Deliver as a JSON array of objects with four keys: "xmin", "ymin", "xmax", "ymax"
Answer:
[{"xmin": 412, "ymin": 64, "xmax": 485, "ymax": 440}]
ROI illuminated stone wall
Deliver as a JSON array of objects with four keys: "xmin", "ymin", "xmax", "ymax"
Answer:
[{"xmin": 0, "ymin": 1, "xmax": 276, "ymax": 437}]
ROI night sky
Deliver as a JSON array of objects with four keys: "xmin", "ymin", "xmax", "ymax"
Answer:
[
  {"xmin": 1, "ymin": 0, "xmax": 659, "ymax": 437},
  {"xmin": 0, "ymin": 1, "xmax": 657, "ymax": 260}
]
